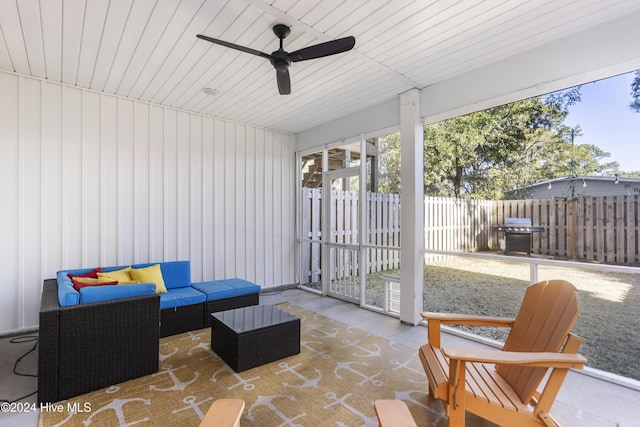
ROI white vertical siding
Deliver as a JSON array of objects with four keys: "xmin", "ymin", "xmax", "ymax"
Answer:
[
  {"xmin": 81, "ymin": 91, "xmax": 101, "ymax": 268},
  {"xmin": 190, "ymin": 114, "xmax": 203, "ymax": 282},
  {"xmin": 254, "ymin": 127, "xmax": 266, "ymax": 285},
  {"xmin": 101, "ymin": 94, "xmax": 119, "ymax": 266},
  {"xmin": 0, "ymin": 73, "xmax": 19, "ymax": 330},
  {"xmin": 163, "ymin": 108, "xmax": 178, "ymax": 262},
  {"xmin": 63, "ymin": 87, "xmax": 83, "ymax": 266},
  {"xmin": 263, "ymin": 130, "xmax": 274, "ymax": 286},
  {"xmin": 224, "ymin": 122, "xmax": 236, "ymax": 276},
  {"xmin": 235, "ymin": 124, "xmax": 247, "ymax": 279},
  {"xmin": 149, "ymin": 105, "xmax": 165, "ymax": 262},
  {"xmin": 202, "ymin": 118, "xmax": 215, "ymax": 280},
  {"xmin": 118, "ymin": 98, "xmax": 136, "ymax": 264},
  {"xmin": 176, "ymin": 111, "xmax": 191, "ymax": 262},
  {"xmin": 21, "ymin": 78, "xmax": 43, "ymax": 327},
  {"xmin": 213, "ymin": 119, "xmax": 226, "ymax": 278},
  {"xmin": 244, "ymin": 126, "xmax": 257, "ymax": 282},
  {"xmin": 0, "ymin": 71, "xmax": 296, "ymax": 333},
  {"xmin": 42, "ymin": 82, "xmax": 64, "ymax": 284},
  {"xmin": 134, "ymin": 102, "xmax": 151, "ymax": 263}
]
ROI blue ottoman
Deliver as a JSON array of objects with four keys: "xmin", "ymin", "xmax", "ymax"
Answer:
[{"xmin": 192, "ymin": 278, "xmax": 260, "ymax": 326}]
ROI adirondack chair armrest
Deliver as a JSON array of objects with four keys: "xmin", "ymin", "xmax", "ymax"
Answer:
[
  {"xmin": 199, "ymin": 399, "xmax": 244, "ymax": 427},
  {"xmin": 442, "ymin": 345, "xmax": 587, "ymax": 369},
  {"xmin": 421, "ymin": 312, "xmax": 515, "ymax": 347},
  {"xmin": 421, "ymin": 312, "xmax": 515, "ymax": 326}
]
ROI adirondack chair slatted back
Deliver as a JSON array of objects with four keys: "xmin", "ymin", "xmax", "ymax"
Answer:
[{"xmin": 496, "ymin": 280, "xmax": 580, "ymax": 404}]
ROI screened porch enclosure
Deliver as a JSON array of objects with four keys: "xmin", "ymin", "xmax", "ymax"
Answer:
[
  {"xmin": 298, "ymin": 142, "xmax": 401, "ymax": 312},
  {"xmin": 300, "ymin": 189, "xmax": 401, "ymax": 303}
]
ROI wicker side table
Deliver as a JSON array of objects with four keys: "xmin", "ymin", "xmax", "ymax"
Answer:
[{"xmin": 210, "ymin": 305, "xmax": 300, "ymax": 372}]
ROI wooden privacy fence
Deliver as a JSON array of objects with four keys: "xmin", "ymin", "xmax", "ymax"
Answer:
[
  {"xmin": 423, "ymin": 197, "xmax": 493, "ymax": 263},
  {"xmin": 300, "ymin": 193, "xmax": 640, "ymax": 284},
  {"xmin": 494, "ymin": 196, "xmax": 640, "ymax": 264},
  {"xmin": 300, "ymin": 188, "xmax": 400, "ymax": 285}
]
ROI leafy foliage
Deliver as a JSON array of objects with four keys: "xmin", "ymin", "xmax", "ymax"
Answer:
[
  {"xmin": 377, "ymin": 88, "xmax": 620, "ymax": 199},
  {"xmin": 631, "ymin": 70, "xmax": 640, "ymax": 113}
]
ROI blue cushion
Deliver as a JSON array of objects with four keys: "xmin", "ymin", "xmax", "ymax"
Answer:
[
  {"xmin": 57, "ymin": 266, "xmax": 133, "ymax": 306},
  {"xmin": 56, "ymin": 261, "xmax": 193, "ymax": 306},
  {"xmin": 132, "ymin": 261, "xmax": 191, "ymax": 289},
  {"xmin": 56, "ymin": 271, "xmax": 79, "ymax": 307},
  {"xmin": 160, "ymin": 287, "xmax": 206, "ymax": 310},
  {"xmin": 57, "ymin": 267, "xmax": 103, "ymax": 306},
  {"xmin": 78, "ymin": 283, "xmax": 156, "ymax": 304},
  {"xmin": 192, "ymin": 278, "xmax": 261, "ymax": 301}
]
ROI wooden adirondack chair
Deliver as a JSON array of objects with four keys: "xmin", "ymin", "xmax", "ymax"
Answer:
[
  {"xmin": 199, "ymin": 399, "xmax": 245, "ymax": 427},
  {"xmin": 419, "ymin": 279, "xmax": 587, "ymax": 427}
]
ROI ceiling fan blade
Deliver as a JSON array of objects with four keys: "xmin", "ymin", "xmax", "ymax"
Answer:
[
  {"xmin": 288, "ymin": 36, "xmax": 355, "ymax": 62},
  {"xmin": 276, "ymin": 67, "xmax": 291, "ymax": 95},
  {"xmin": 196, "ymin": 34, "xmax": 272, "ymax": 60}
]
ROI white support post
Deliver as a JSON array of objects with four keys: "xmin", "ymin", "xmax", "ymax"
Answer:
[
  {"xmin": 530, "ymin": 263, "xmax": 538, "ymax": 284},
  {"xmin": 399, "ymin": 89, "xmax": 424, "ymax": 325},
  {"xmin": 359, "ymin": 134, "xmax": 368, "ymax": 307},
  {"xmin": 321, "ymin": 145, "xmax": 329, "ymax": 296}
]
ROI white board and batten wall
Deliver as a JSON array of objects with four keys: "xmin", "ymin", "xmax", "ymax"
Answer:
[{"xmin": 0, "ymin": 70, "xmax": 296, "ymax": 334}]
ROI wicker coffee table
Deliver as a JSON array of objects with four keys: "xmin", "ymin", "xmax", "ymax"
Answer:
[{"xmin": 210, "ymin": 304, "xmax": 300, "ymax": 372}]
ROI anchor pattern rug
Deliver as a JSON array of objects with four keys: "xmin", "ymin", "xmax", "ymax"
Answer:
[{"xmin": 39, "ymin": 302, "xmax": 456, "ymax": 427}]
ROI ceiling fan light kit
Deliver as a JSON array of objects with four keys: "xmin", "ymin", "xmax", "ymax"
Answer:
[
  {"xmin": 197, "ymin": 25, "xmax": 355, "ymax": 95},
  {"xmin": 201, "ymin": 87, "xmax": 219, "ymax": 96}
]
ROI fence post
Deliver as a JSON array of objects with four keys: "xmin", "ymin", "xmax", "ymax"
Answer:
[
  {"xmin": 567, "ymin": 199, "xmax": 577, "ymax": 260},
  {"xmin": 530, "ymin": 263, "xmax": 538, "ymax": 284}
]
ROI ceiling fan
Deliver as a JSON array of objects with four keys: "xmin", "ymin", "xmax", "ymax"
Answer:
[{"xmin": 196, "ymin": 24, "xmax": 356, "ymax": 95}]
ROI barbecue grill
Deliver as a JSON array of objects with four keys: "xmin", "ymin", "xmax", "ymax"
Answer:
[{"xmin": 493, "ymin": 218, "xmax": 544, "ymax": 256}]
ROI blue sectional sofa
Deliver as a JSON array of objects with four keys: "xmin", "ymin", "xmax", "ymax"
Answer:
[
  {"xmin": 193, "ymin": 278, "xmax": 262, "ymax": 326},
  {"xmin": 39, "ymin": 260, "xmax": 261, "ymax": 404}
]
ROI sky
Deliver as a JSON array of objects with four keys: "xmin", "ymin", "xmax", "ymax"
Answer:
[{"xmin": 564, "ymin": 70, "xmax": 640, "ymax": 172}]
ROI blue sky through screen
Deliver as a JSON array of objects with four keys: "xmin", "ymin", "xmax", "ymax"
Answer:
[{"xmin": 564, "ymin": 70, "xmax": 640, "ymax": 173}]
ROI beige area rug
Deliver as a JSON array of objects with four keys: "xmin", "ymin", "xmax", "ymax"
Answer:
[{"xmin": 39, "ymin": 302, "xmax": 482, "ymax": 427}]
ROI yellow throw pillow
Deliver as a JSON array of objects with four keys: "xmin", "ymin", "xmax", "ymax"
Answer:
[
  {"xmin": 130, "ymin": 264, "xmax": 167, "ymax": 294},
  {"xmin": 97, "ymin": 267, "xmax": 132, "ymax": 283},
  {"xmin": 74, "ymin": 277, "xmax": 100, "ymax": 285}
]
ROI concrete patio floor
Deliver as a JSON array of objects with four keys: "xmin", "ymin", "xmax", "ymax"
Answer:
[{"xmin": 1, "ymin": 287, "xmax": 639, "ymax": 427}]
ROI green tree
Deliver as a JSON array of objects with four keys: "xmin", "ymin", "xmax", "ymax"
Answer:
[
  {"xmin": 631, "ymin": 70, "xmax": 640, "ymax": 112},
  {"xmin": 378, "ymin": 88, "xmax": 619, "ymax": 199},
  {"xmin": 422, "ymin": 89, "xmax": 582, "ymax": 199},
  {"xmin": 377, "ymin": 133, "xmax": 401, "ymax": 194}
]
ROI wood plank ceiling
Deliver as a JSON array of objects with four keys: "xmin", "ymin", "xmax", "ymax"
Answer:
[{"xmin": 1, "ymin": 0, "xmax": 639, "ymax": 134}]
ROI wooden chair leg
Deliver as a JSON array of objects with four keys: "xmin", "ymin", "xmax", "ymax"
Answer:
[
  {"xmin": 374, "ymin": 400, "xmax": 418, "ymax": 427},
  {"xmin": 199, "ymin": 399, "xmax": 245, "ymax": 427},
  {"xmin": 427, "ymin": 381, "xmax": 436, "ymax": 398},
  {"xmin": 447, "ymin": 360, "xmax": 466, "ymax": 427}
]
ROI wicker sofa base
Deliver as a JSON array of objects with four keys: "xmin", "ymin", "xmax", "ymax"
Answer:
[
  {"xmin": 160, "ymin": 303, "xmax": 205, "ymax": 338},
  {"xmin": 39, "ymin": 275, "xmax": 262, "ymax": 403},
  {"xmin": 38, "ymin": 279, "xmax": 160, "ymax": 404}
]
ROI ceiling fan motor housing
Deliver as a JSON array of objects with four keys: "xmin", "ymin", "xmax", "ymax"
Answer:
[
  {"xmin": 273, "ymin": 24, "xmax": 291, "ymax": 39},
  {"xmin": 271, "ymin": 51, "xmax": 291, "ymax": 70}
]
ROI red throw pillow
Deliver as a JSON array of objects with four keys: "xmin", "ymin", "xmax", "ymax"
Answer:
[
  {"xmin": 67, "ymin": 267, "xmax": 102, "ymax": 280},
  {"xmin": 72, "ymin": 279, "xmax": 117, "ymax": 292}
]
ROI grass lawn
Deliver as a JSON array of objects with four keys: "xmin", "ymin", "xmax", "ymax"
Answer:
[{"xmin": 367, "ymin": 257, "xmax": 640, "ymax": 381}]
